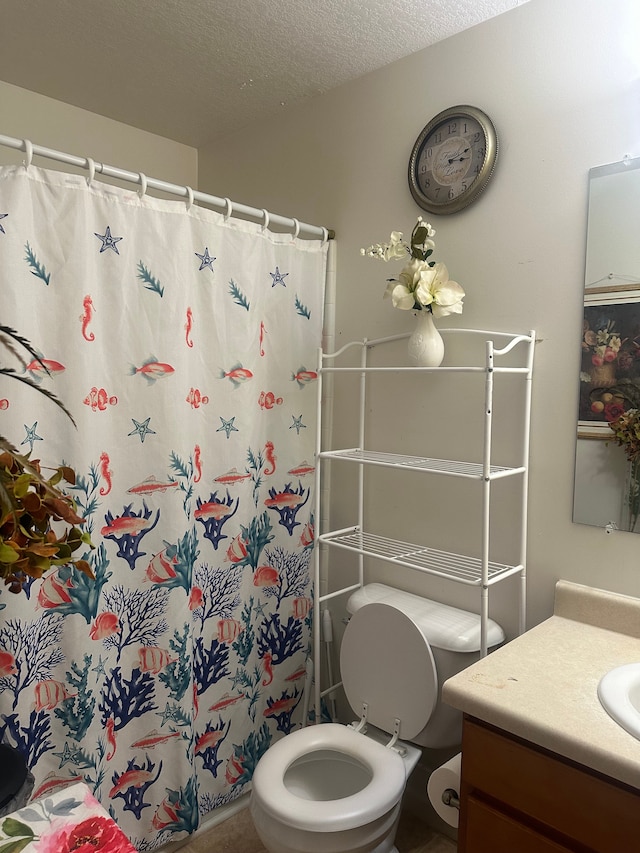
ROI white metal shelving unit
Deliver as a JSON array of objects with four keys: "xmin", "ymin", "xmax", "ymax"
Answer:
[{"xmin": 312, "ymin": 328, "xmax": 536, "ymax": 723}]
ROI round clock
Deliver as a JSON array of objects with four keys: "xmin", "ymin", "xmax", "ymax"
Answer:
[{"xmin": 408, "ymin": 105, "xmax": 498, "ymax": 215}]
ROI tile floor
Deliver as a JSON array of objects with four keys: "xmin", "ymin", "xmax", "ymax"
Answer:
[{"xmin": 175, "ymin": 805, "xmax": 457, "ymax": 852}]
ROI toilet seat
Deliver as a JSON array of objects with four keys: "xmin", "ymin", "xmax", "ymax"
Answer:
[
  {"xmin": 251, "ymin": 723, "xmax": 406, "ymax": 832},
  {"xmin": 341, "ymin": 601, "xmax": 437, "ymax": 739}
]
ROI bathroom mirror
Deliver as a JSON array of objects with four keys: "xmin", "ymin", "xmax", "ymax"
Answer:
[{"xmin": 573, "ymin": 156, "xmax": 640, "ymax": 531}]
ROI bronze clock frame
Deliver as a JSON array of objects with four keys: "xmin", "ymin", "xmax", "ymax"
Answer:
[{"xmin": 408, "ymin": 105, "xmax": 498, "ymax": 215}]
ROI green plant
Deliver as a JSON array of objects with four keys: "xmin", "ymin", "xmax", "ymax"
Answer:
[
  {"xmin": 0, "ymin": 325, "xmax": 93, "ymax": 593},
  {"xmin": 609, "ymin": 407, "xmax": 640, "ymax": 533}
]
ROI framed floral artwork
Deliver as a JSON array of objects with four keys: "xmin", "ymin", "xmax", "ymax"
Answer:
[{"xmin": 578, "ymin": 284, "xmax": 640, "ymax": 439}]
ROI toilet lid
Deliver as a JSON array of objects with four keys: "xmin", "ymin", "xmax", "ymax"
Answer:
[{"xmin": 340, "ymin": 602, "xmax": 437, "ymax": 740}]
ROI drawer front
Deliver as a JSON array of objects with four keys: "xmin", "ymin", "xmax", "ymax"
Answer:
[
  {"xmin": 463, "ymin": 794, "xmax": 574, "ymax": 853},
  {"xmin": 462, "ymin": 718, "xmax": 640, "ymax": 853}
]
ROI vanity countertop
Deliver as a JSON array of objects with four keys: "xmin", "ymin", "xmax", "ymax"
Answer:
[{"xmin": 442, "ymin": 580, "xmax": 640, "ymax": 790}]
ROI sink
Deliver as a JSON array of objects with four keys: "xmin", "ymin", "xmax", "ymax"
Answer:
[{"xmin": 598, "ymin": 663, "xmax": 640, "ymax": 740}]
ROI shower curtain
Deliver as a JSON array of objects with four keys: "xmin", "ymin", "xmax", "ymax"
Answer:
[{"xmin": 0, "ymin": 165, "xmax": 327, "ymax": 848}]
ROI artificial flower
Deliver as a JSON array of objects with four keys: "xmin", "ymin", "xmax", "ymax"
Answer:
[
  {"xmin": 383, "ymin": 230, "xmax": 410, "ymax": 261},
  {"xmin": 362, "ymin": 218, "xmax": 464, "ymax": 317},
  {"xmin": 609, "ymin": 408, "xmax": 640, "ymax": 532},
  {"xmin": 609, "ymin": 408, "xmax": 640, "ymax": 461},
  {"xmin": 415, "ymin": 262, "xmax": 465, "ymax": 317}
]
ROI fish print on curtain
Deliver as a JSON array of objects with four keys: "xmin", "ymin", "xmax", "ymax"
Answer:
[{"xmin": 0, "ymin": 165, "xmax": 327, "ymax": 849}]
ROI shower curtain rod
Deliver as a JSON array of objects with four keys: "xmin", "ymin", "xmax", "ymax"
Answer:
[{"xmin": 0, "ymin": 134, "xmax": 334, "ymax": 242}]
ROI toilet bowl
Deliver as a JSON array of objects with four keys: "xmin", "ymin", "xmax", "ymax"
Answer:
[
  {"xmin": 250, "ymin": 583, "xmax": 504, "ymax": 853},
  {"xmin": 251, "ymin": 722, "xmax": 420, "ymax": 853}
]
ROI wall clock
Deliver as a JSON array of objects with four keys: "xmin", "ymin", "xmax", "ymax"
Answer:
[{"xmin": 408, "ymin": 105, "xmax": 498, "ymax": 215}]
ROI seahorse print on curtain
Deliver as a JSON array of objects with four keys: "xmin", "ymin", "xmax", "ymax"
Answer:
[{"xmin": 0, "ymin": 165, "xmax": 327, "ymax": 849}]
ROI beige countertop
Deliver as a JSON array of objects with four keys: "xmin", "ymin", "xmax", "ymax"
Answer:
[{"xmin": 442, "ymin": 580, "xmax": 640, "ymax": 790}]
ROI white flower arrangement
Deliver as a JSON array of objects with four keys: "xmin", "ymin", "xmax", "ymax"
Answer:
[{"xmin": 361, "ymin": 218, "xmax": 464, "ymax": 317}]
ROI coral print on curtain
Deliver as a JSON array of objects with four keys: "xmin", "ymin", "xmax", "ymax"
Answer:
[{"xmin": 0, "ymin": 165, "xmax": 327, "ymax": 849}]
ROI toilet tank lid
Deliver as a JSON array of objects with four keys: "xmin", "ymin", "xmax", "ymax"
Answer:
[{"xmin": 346, "ymin": 583, "xmax": 505, "ymax": 653}]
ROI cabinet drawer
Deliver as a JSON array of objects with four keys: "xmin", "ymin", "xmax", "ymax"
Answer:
[
  {"xmin": 464, "ymin": 794, "xmax": 574, "ymax": 853},
  {"xmin": 462, "ymin": 717, "xmax": 640, "ymax": 853}
]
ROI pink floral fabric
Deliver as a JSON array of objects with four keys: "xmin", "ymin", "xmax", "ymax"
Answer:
[{"xmin": 0, "ymin": 783, "xmax": 136, "ymax": 853}]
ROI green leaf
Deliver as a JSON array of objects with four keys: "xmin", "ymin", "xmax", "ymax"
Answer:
[
  {"xmin": 0, "ymin": 324, "xmax": 42, "ymax": 368},
  {"xmin": 54, "ymin": 549, "xmax": 72, "ymax": 564},
  {"xmin": 0, "ymin": 839, "xmax": 34, "ymax": 853},
  {"xmin": 0, "ymin": 542, "xmax": 19, "ymax": 563},
  {"xmin": 1, "ymin": 819, "xmax": 34, "ymax": 838},
  {"xmin": 412, "ymin": 225, "xmax": 428, "ymax": 244},
  {"xmin": 1, "ymin": 371, "xmax": 75, "ymax": 427},
  {"xmin": 12, "ymin": 474, "xmax": 32, "ymax": 500},
  {"xmin": 0, "ymin": 481, "xmax": 14, "ymax": 517},
  {"xmin": 47, "ymin": 469, "xmax": 62, "ymax": 487}
]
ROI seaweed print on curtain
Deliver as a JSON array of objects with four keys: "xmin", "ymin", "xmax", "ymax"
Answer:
[{"xmin": 0, "ymin": 165, "xmax": 327, "ymax": 849}]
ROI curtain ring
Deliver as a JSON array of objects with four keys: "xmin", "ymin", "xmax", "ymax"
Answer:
[
  {"xmin": 185, "ymin": 185, "xmax": 194, "ymax": 210},
  {"xmin": 224, "ymin": 197, "xmax": 233, "ymax": 221},
  {"xmin": 321, "ymin": 227, "xmax": 329, "ymax": 243},
  {"xmin": 85, "ymin": 157, "xmax": 96, "ymax": 187},
  {"xmin": 261, "ymin": 209, "xmax": 270, "ymax": 233},
  {"xmin": 291, "ymin": 218, "xmax": 300, "ymax": 239},
  {"xmin": 138, "ymin": 172, "xmax": 147, "ymax": 198},
  {"xmin": 23, "ymin": 139, "xmax": 33, "ymax": 170}
]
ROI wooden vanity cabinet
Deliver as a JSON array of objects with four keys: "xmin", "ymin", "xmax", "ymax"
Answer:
[{"xmin": 458, "ymin": 716, "xmax": 640, "ymax": 853}]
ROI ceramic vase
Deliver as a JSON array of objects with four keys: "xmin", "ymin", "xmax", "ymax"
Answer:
[{"xmin": 407, "ymin": 310, "xmax": 444, "ymax": 367}]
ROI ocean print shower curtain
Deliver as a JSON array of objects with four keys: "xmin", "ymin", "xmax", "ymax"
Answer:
[{"xmin": 0, "ymin": 164, "xmax": 327, "ymax": 848}]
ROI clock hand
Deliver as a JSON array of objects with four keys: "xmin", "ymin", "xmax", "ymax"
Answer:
[{"xmin": 447, "ymin": 147, "xmax": 471, "ymax": 165}]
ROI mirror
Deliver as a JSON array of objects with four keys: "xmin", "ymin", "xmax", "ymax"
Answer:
[{"xmin": 573, "ymin": 156, "xmax": 640, "ymax": 531}]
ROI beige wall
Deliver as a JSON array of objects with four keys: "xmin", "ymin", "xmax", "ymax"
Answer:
[
  {"xmin": 1, "ymin": 0, "xmax": 639, "ymax": 635},
  {"xmin": 199, "ymin": 0, "xmax": 640, "ymax": 632},
  {"xmin": 0, "ymin": 79, "xmax": 197, "ymax": 186}
]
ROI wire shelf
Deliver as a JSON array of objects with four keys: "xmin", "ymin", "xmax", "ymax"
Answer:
[
  {"xmin": 319, "ymin": 528, "xmax": 523, "ymax": 587},
  {"xmin": 320, "ymin": 448, "xmax": 524, "ymax": 480},
  {"xmin": 312, "ymin": 329, "xmax": 535, "ymax": 722}
]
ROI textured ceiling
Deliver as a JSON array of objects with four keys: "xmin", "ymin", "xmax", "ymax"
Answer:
[{"xmin": 0, "ymin": 0, "xmax": 526, "ymax": 147}]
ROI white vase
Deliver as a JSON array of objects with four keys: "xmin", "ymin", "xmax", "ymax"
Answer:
[{"xmin": 407, "ymin": 310, "xmax": 444, "ymax": 367}]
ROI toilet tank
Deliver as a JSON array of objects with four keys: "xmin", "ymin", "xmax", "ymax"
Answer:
[{"xmin": 344, "ymin": 583, "xmax": 505, "ymax": 749}]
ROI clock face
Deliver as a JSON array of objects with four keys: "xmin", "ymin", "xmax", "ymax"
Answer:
[{"xmin": 408, "ymin": 106, "xmax": 498, "ymax": 215}]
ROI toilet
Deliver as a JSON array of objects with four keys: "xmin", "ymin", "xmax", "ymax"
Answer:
[{"xmin": 250, "ymin": 583, "xmax": 505, "ymax": 853}]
